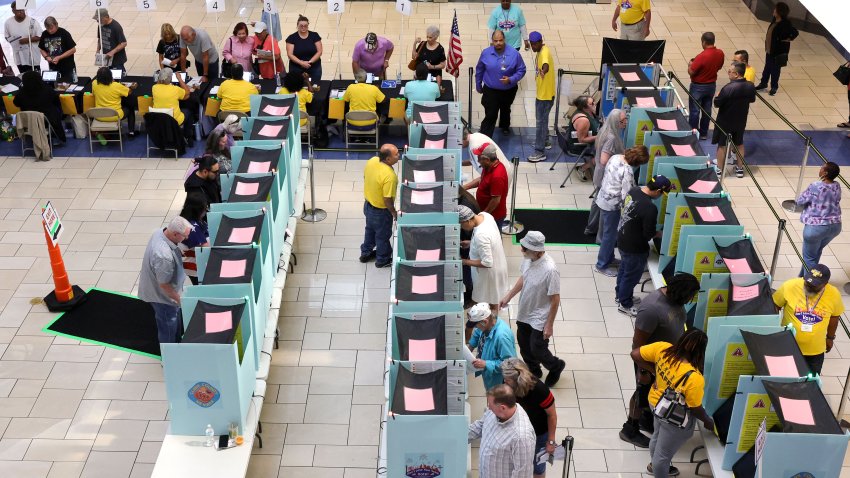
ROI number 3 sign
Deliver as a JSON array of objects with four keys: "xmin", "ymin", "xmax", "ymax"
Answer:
[
  {"xmin": 327, "ymin": 0, "xmax": 344, "ymax": 15},
  {"xmin": 136, "ymin": 0, "xmax": 157, "ymax": 11},
  {"xmin": 206, "ymin": 0, "xmax": 225, "ymax": 13},
  {"xmin": 264, "ymin": 0, "xmax": 277, "ymax": 13}
]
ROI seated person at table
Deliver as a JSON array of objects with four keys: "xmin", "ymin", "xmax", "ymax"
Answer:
[
  {"xmin": 205, "ymin": 129, "xmax": 231, "ymax": 174},
  {"xmin": 92, "ymin": 66, "xmax": 137, "ymax": 137},
  {"xmin": 252, "ymin": 21, "xmax": 284, "ymax": 80},
  {"xmin": 352, "ymin": 32, "xmax": 394, "ymax": 79},
  {"xmin": 14, "ymin": 70, "xmax": 66, "ymax": 144},
  {"xmin": 156, "ymin": 23, "xmax": 182, "ymax": 70},
  {"xmin": 218, "ymin": 64, "xmax": 258, "ymax": 114},
  {"xmin": 404, "ymin": 63, "xmax": 440, "ymax": 122},
  {"xmin": 152, "ymin": 67, "xmax": 193, "ymax": 143},
  {"xmin": 280, "ymin": 71, "xmax": 315, "ymax": 128},
  {"xmin": 211, "ymin": 114, "xmax": 240, "ymax": 147},
  {"xmin": 342, "ymin": 69, "xmax": 386, "ymax": 131}
]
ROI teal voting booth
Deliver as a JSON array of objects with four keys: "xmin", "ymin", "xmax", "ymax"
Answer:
[
  {"xmin": 390, "ymin": 310, "xmax": 465, "ymax": 361},
  {"xmin": 639, "ymin": 130, "xmax": 709, "ymax": 184},
  {"xmin": 653, "ymin": 162, "xmax": 717, "ymax": 228},
  {"xmin": 408, "ymin": 123, "xmax": 463, "ymax": 150},
  {"xmin": 207, "ymin": 209, "xmax": 275, "ymax": 286},
  {"xmin": 410, "ymin": 101, "xmax": 461, "ymax": 125},
  {"xmin": 624, "ymin": 106, "xmax": 690, "ymax": 147},
  {"xmin": 694, "ymin": 273, "xmax": 773, "ymax": 331},
  {"xmin": 396, "ymin": 221, "xmax": 461, "ymax": 262},
  {"xmin": 392, "ymin": 260, "xmax": 463, "ymax": 305},
  {"xmin": 400, "ymin": 151, "xmax": 461, "ymax": 184},
  {"xmin": 230, "ymin": 141, "xmax": 296, "ymax": 213}
]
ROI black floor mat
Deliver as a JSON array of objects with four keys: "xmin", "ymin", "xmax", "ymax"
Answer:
[
  {"xmin": 43, "ymin": 288, "xmax": 161, "ymax": 359},
  {"xmin": 511, "ymin": 209, "xmax": 598, "ymax": 246}
]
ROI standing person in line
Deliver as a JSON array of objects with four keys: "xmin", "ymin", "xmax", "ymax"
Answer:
[
  {"xmin": 463, "ymin": 144, "xmax": 510, "ymax": 225},
  {"xmin": 594, "ymin": 146, "xmax": 650, "ymax": 277},
  {"xmin": 139, "ymin": 216, "xmax": 193, "ymax": 344},
  {"xmin": 500, "ymin": 231, "xmax": 566, "ymax": 387},
  {"xmin": 527, "ymin": 32, "xmax": 555, "ymax": 163},
  {"xmin": 178, "ymin": 192, "xmax": 209, "ymax": 286},
  {"xmin": 475, "ymin": 30, "xmax": 526, "ymax": 138},
  {"xmin": 487, "ymin": 0, "xmax": 529, "ymax": 51},
  {"xmin": 221, "ymin": 22, "xmax": 254, "ymax": 73},
  {"xmin": 585, "ymin": 109, "xmax": 627, "ymax": 238},
  {"xmin": 467, "ymin": 304, "xmax": 517, "ymax": 391},
  {"xmin": 352, "ymin": 32, "xmax": 394, "ymax": 80},
  {"xmin": 755, "ymin": 1, "xmax": 798, "ymax": 96},
  {"xmin": 184, "ymin": 155, "xmax": 222, "ymax": 206},
  {"xmin": 733, "ymin": 50, "xmax": 756, "ymax": 83},
  {"xmin": 458, "ymin": 205, "xmax": 509, "ymax": 319},
  {"xmin": 463, "ymin": 129, "xmax": 514, "ymax": 190},
  {"xmin": 468, "ymin": 385, "xmax": 535, "ymax": 477},
  {"xmin": 5, "ymin": 2, "xmax": 42, "ymax": 73},
  {"xmin": 285, "ymin": 15, "xmax": 323, "ymax": 82},
  {"xmin": 501, "ymin": 358, "xmax": 558, "ymax": 478},
  {"xmin": 795, "ymin": 162, "xmax": 841, "ymax": 275},
  {"xmin": 713, "ymin": 61, "xmax": 756, "ymax": 178},
  {"xmin": 632, "ymin": 329, "xmax": 713, "ymax": 477},
  {"xmin": 253, "ymin": 21, "xmax": 285, "ymax": 80},
  {"xmin": 615, "ymin": 175, "xmax": 671, "ymax": 316},
  {"xmin": 411, "ymin": 26, "xmax": 446, "ymax": 88},
  {"xmin": 620, "ymin": 273, "xmax": 700, "ymax": 448},
  {"xmin": 156, "ymin": 23, "xmax": 183, "ymax": 70},
  {"xmin": 38, "ymin": 17, "xmax": 76, "ymax": 80},
  {"xmin": 360, "ymin": 144, "xmax": 399, "ymax": 268},
  {"xmin": 180, "ymin": 26, "xmax": 220, "ymax": 83},
  {"xmin": 611, "ymin": 0, "xmax": 651, "ymax": 41},
  {"xmin": 687, "ymin": 32, "xmax": 724, "ymax": 140},
  {"xmin": 93, "ymin": 8, "xmax": 127, "ymax": 71}
]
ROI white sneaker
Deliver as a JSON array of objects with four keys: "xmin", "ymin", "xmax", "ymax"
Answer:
[
  {"xmin": 527, "ymin": 152, "xmax": 546, "ymax": 163},
  {"xmin": 618, "ymin": 304, "xmax": 637, "ymax": 316}
]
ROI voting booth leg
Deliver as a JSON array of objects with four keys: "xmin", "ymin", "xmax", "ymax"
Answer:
[
  {"xmin": 769, "ymin": 218, "xmax": 786, "ymax": 278},
  {"xmin": 781, "ymin": 137, "xmax": 811, "ymax": 213},
  {"xmin": 42, "ymin": 226, "xmax": 86, "ymax": 312},
  {"xmin": 301, "ymin": 149, "xmax": 326, "ymax": 222},
  {"xmin": 501, "ymin": 156, "xmax": 524, "ymax": 235}
]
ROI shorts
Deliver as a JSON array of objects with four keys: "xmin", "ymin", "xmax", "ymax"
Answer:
[
  {"xmin": 712, "ymin": 128, "xmax": 744, "ymax": 146},
  {"xmin": 534, "ymin": 433, "xmax": 548, "ymax": 475}
]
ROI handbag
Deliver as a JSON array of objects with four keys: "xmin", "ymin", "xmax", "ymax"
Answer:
[
  {"xmin": 652, "ymin": 369, "xmax": 694, "ymax": 428},
  {"xmin": 408, "ymin": 41, "xmax": 425, "ymax": 71},
  {"xmin": 774, "ymin": 53, "xmax": 789, "ymax": 68},
  {"xmin": 221, "ymin": 38, "xmax": 233, "ymax": 78},
  {"xmin": 834, "ymin": 62, "xmax": 850, "ymax": 86}
]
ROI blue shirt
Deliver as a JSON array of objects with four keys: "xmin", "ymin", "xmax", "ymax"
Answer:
[
  {"xmin": 475, "ymin": 46, "xmax": 526, "ymax": 91},
  {"xmin": 404, "ymin": 80, "xmax": 440, "ymax": 118},
  {"xmin": 487, "ymin": 5, "xmax": 526, "ymax": 49},
  {"xmin": 797, "ymin": 181, "xmax": 841, "ymax": 226},
  {"xmin": 468, "ymin": 319, "xmax": 516, "ymax": 391}
]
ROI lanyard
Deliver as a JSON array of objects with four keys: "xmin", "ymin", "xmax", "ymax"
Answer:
[{"xmin": 804, "ymin": 286, "xmax": 824, "ymax": 313}]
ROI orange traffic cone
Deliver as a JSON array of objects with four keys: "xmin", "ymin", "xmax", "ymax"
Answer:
[{"xmin": 42, "ymin": 222, "xmax": 86, "ymax": 312}]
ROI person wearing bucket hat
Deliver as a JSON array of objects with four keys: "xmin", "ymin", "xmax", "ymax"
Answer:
[
  {"xmin": 352, "ymin": 32, "xmax": 394, "ymax": 79},
  {"xmin": 467, "ymin": 303, "xmax": 517, "ymax": 391},
  {"xmin": 500, "ymin": 231, "xmax": 566, "ymax": 387},
  {"xmin": 773, "ymin": 264, "xmax": 844, "ymax": 375},
  {"xmin": 458, "ymin": 205, "xmax": 509, "ymax": 323}
]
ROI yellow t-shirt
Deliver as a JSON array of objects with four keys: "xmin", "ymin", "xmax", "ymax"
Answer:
[
  {"xmin": 535, "ymin": 45, "xmax": 556, "ymax": 101},
  {"xmin": 773, "ymin": 278, "xmax": 844, "ymax": 355},
  {"xmin": 641, "ymin": 341, "xmax": 705, "ymax": 408},
  {"xmin": 744, "ymin": 65, "xmax": 756, "ymax": 83},
  {"xmin": 91, "ymin": 81, "xmax": 129, "ymax": 121},
  {"xmin": 278, "ymin": 87, "xmax": 313, "ymax": 127},
  {"xmin": 342, "ymin": 83, "xmax": 386, "ymax": 127},
  {"xmin": 363, "ymin": 156, "xmax": 398, "ymax": 209},
  {"xmin": 218, "ymin": 79, "xmax": 258, "ymax": 113},
  {"xmin": 619, "ymin": 0, "xmax": 651, "ymax": 25},
  {"xmin": 152, "ymin": 84, "xmax": 186, "ymax": 125}
]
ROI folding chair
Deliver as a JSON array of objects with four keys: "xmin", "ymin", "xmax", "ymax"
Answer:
[
  {"xmin": 549, "ymin": 122, "xmax": 593, "ymax": 189},
  {"xmin": 299, "ymin": 110, "xmax": 310, "ymax": 147},
  {"xmin": 17, "ymin": 111, "xmax": 54, "ymax": 160},
  {"xmin": 344, "ymin": 110, "xmax": 379, "ymax": 148},
  {"xmin": 86, "ymin": 107, "xmax": 123, "ymax": 152},
  {"xmin": 144, "ymin": 112, "xmax": 185, "ymax": 160}
]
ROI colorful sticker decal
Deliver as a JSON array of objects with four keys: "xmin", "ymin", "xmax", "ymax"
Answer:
[
  {"xmin": 405, "ymin": 453, "xmax": 443, "ymax": 477},
  {"xmin": 188, "ymin": 381, "xmax": 221, "ymax": 408}
]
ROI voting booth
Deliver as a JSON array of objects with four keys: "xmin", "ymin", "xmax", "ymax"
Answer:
[
  {"xmin": 393, "ymin": 261, "xmax": 463, "ymax": 304},
  {"xmin": 694, "ymin": 273, "xmax": 775, "ymax": 331},
  {"xmin": 408, "ymin": 123, "xmax": 463, "ymax": 150},
  {"xmin": 396, "ymin": 223, "xmax": 461, "ymax": 262},
  {"xmin": 207, "ymin": 210, "xmax": 274, "ymax": 282},
  {"xmin": 398, "ymin": 182, "xmax": 459, "ymax": 216},
  {"xmin": 601, "ymin": 63, "xmax": 673, "ymax": 116},
  {"xmin": 400, "ymin": 152, "xmax": 461, "ymax": 184},
  {"xmin": 410, "ymin": 101, "xmax": 461, "ymax": 125},
  {"xmin": 625, "ymin": 106, "xmax": 691, "ymax": 148},
  {"xmin": 391, "ymin": 310, "xmax": 466, "ymax": 361},
  {"xmin": 249, "ymin": 94, "xmax": 298, "ymax": 121},
  {"xmin": 639, "ymin": 130, "xmax": 709, "ymax": 184}
]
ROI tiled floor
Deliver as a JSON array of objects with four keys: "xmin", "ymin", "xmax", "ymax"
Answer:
[{"xmin": 2, "ymin": 1, "xmax": 850, "ymax": 478}]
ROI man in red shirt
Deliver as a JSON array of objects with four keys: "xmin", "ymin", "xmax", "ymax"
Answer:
[
  {"xmin": 687, "ymin": 32, "xmax": 724, "ymax": 140},
  {"xmin": 463, "ymin": 143, "xmax": 509, "ymax": 224}
]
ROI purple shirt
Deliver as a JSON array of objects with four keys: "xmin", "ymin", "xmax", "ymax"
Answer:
[
  {"xmin": 797, "ymin": 181, "xmax": 841, "ymax": 226},
  {"xmin": 475, "ymin": 45, "xmax": 526, "ymax": 91},
  {"xmin": 352, "ymin": 37, "xmax": 394, "ymax": 74}
]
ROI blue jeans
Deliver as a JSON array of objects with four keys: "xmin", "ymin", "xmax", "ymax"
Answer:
[
  {"xmin": 533, "ymin": 433, "xmax": 548, "ymax": 475},
  {"xmin": 595, "ymin": 209, "xmax": 620, "ymax": 269},
  {"xmin": 759, "ymin": 54, "xmax": 781, "ymax": 90},
  {"xmin": 616, "ymin": 251, "xmax": 649, "ymax": 308},
  {"xmin": 150, "ymin": 302, "xmax": 181, "ymax": 344},
  {"xmin": 800, "ymin": 223, "xmax": 841, "ymax": 276},
  {"xmin": 534, "ymin": 99, "xmax": 554, "ymax": 153},
  {"xmin": 361, "ymin": 201, "xmax": 393, "ymax": 263},
  {"xmin": 688, "ymin": 82, "xmax": 716, "ymax": 137}
]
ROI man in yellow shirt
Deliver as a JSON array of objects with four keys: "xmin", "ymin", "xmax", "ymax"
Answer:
[
  {"xmin": 612, "ymin": 0, "xmax": 651, "ymax": 41},
  {"xmin": 528, "ymin": 32, "xmax": 554, "ymax": 163},
  {"xmin": 342, "ymin": 69, "xmax": 386, "ymax": 130},
  {"xmin": 218, "ymin": 63, "xmax": 258, "ymax": 113},
  {"xmin": 733, "ymin": 50, "xmax": 756, "ymax": 83},
  {"xmin": 360, "ymin": 144, "xmax": 399, "ymax": 268},
  {"xmin": 773, "ymin": 264, "xmax": 843, "ymax": 375}
]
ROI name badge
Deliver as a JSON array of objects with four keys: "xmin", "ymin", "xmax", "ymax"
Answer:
[{"xmin": 801, "ymin": 323, "xmax": 813, "ymax": 333}]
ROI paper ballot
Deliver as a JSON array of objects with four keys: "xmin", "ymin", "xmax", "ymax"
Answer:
[{"xmin": 462, "ymin": 346, "xmax": 479, "ymax": 373}]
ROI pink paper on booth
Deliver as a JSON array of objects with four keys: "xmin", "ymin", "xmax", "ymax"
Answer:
[
  {"xmin": 404, "ymin": 387, "xmax": 435, "ymax": 412},
  {"xmin": 228, "ymin": 226, "xmax": 256, "ymax": 244},
  {"xmin": 635, "ymin": 96, "xmax": 656, "ymax": 107},
  {"xmin": 410, "ymin": 189, "xmax": 434, "ymax": 205},
  {"xmin": 220, "ymin": 259, "xmax": 247, "ymax": 278},
  {"xmin": 723, "ymin": 257, "xmax": 752, "ymax": 274},
  {"xmin": 415, "ymin": 248, "xmax": 441, "ymax": 261},
  {"xmin": 413, "ymin": 170, "xmax": 437, "ymax": 183},
  {"xmin": 671, "ymin": 144, "xmax": 695, "ymax": 156},
  {"xmin": 247, "ymin": 161, "xmax": 271, "ymax": 173},
  {"xmin": 779, "ymin": 397, "xmax": 815, "ymax": 425},
  {"xmin": 205, "ymin": 311, "xmax": 232, "ymax": 334},
  {"xmin": 235, "ymin": 182, "xmax": 259, "ymax": 196},
  {"xmin": 688, "ymin": 179, "xmax": 718, "ymax": 194},
  {"xmin": 696, "ymin": 206, "xmax": 725, "ymax": 222},
  {"xmin": 411, "ymin": 274, "xmax": 438, "ymax": 295},
  {"xmin": 262, "ymin": 105, "xmax": 290, "ymax": 116},
  {"xmin": 424, "ymin": 139, "xmax": 445, "ymax": 149},
  {"xmin": 418, "ymin": 112, "xmax": 441, "ymax": 124},
  {"xmin": 765, "ymin": 355, "xmax": 799, "ymax": 377},
  {"xmin": 408, "ymin": 339, "xmax": 437, "ymax": 361},
  {"xmin": 732, "ymin": 284, "xmax": 760, "ymax": 301},
  {"xmin": 257, "ymin": 124, "xmax": 283, "ymax": 137},
  {"xmin": 620, "ymin": 72, "xmax": 641, "ymax": 82},
  {"xmin": 656, "ymin": 119, "xmax": 679, "ymax": 131}
]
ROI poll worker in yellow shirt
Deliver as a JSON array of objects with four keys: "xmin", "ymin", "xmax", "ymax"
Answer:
[
  {"xmin": 92, "ymin": 66, "xmax": 137, "ymax": 137},
  {"xmin": 218, "ymin": 63, "xmax": 259, "ymax": 114},
  {"xmin": 773, "ymin": 264, "xmax": 843, "ymax": 375},
  {"xmin": 152, "ymin": 67, "xmax": 194, "ymax": 144},
  {"xmin": 280, "ymin": 71, "xmax": 318, "ymax": 129},
  {"xmin": 527, "ymin": 31, "xmax": 554, "ymax": 163},
  {"xmin": 733, "ymin": 50, "xmax": 756, "ymax": 83},
  {"xmin": 612, "ymin": 0, "xmax": 651, "ymax": 41},
  {"xmin": 342, "ymin": 69, "xmax": 386, "ymax": 131}
]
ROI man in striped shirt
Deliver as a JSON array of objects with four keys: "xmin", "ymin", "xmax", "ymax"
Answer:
[{"xmin": 469, "ymin": 384, "xmax": 536, "ymax": 477}]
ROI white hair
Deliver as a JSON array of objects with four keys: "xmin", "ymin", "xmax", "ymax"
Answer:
[
  {"xmin": 158, "ymin": 67, "xmax": 173, "ymax": 84},
  {"xmin": 166, "ymin": 216, "xmax": 193, "ymax": 234},
  {"xmin": 426, "ymin": 25, "xmax": 440, "ymax": 38}
]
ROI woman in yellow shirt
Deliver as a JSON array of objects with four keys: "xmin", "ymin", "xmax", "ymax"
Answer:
[
  {"xmin": 631, "ymin": 329, "xmax": 713, "ymax": 477},
  {"xmin": 217, "ymin": 63, "xmax": 258, "ymax": 114},
  {"xmin": 152, "ymin": 67, "xmax": 193, "ymax": 143},
  {"xmin": 91, "ymin": 67, "xmax": 137, "ymax": 137},
  {"xmin": 279, "ymin": 71, "xmax": 315, "ymax": 129}
]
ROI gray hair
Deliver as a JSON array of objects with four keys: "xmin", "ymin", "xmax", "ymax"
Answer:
[
  {"xmin": 426, "ymin": 25, "xmax": 440, "ymax": 38},
  {"xmin": 166, "ymin": 216, "xmax": 193, "ymax": 234},
  {"xmin": 354, "ymin": 69, "xmax": 367, "ymax": 83},
  {"xmin": 595, "ymin": 108, "xmax": 625, "ymax": 159},
  {"xmin": 158, "ymin": 67, "xmax": 173, "ymax": 84},
  {"xmin": 44, "ymin": 16, "xmax": 57, "ymax": 28}
]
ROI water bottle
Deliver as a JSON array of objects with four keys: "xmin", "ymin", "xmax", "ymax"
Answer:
[
  {"xmin": 396, "ymin": 70, "xmax": 401, "ymax": 83},
  {"xmin": 71, "ymin": 68, "xmax": 77, "ymax": 84},
  {"xmin": 204, "ymin": 424, "xmax": 215, "ymax": 447}
]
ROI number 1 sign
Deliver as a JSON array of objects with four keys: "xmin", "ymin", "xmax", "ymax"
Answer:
[
  {"xmin": 327, "ymin": 0, "xmax": 344, "ymax": 15},
  {"xmin": 206, "ymin": 0, "xmax": 225, "ymax": 13},
  {"xmin": 395, "ymin": 0, "xmax": 411, "ymax": 16}
]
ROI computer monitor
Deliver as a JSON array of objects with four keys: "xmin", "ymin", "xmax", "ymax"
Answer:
[
  {"xmin": 41, "ymin": 70, "xmax": 58, "ymax": 82},
  {"xmin": 242, "ymin": 71, "xmax": 253, "ymax": 82},
  {"xmin": 171, "ymin": 72, "xmax": 187, "ymax": 83},
  {"xmin": 110, "ymin": 69, "xmax": 123, "ymax": 80}
]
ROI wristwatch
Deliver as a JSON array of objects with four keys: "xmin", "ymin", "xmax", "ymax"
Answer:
[
  {"xmin": 827, "ymin": 335, "xmax": 836, "ymax": 340},
  {"xmin": 547, "ymin": 440, "xmax": 557, "ymax": 446}
]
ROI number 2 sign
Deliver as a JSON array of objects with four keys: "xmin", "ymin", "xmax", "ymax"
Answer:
[
  {"xmin": 136, "ymin": 0, "xmax": 157, "ymax": 11},
  {"xmin": 327, "ymin": 0, "xmax": 344, "ymax": 15},
  {"xmin": 206, "ymin": 0, "xmax": 225, "ymax": 13}
]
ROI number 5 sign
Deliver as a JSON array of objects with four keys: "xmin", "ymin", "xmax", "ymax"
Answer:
[
  {"xmin": 264, "ymin": 0, "xmax": 276, "ymax": 13},
  {"xmin": 206, "ymin": 0, "xmax": 225, "ymax": 13},
  {"xmin": 136, "ymin": 0, "xmax": 157, "ymax": 11},
  {"xmin": 89, "ymin": 0, "xmax": 109, "ymax": 9},
  {"xmin": 327, "ymin": 0, "xmax": 344, "ymax": 15}
]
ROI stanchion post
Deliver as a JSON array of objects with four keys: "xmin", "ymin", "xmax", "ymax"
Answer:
[
  {"xmin": 467, "ymin": 66, "xmax": 473, "ymax": 132},
  {"xmin": 501, "ymin": 156, "xmax": 524, "ymax": 235},
  {"xmin": 301, "ymin": 146, "xmax": 327, "ymax": 222},
  {"xmin": 838, "ymin": 365, "xmax": 850, "ymax": 418},
  {"xmin": 769, "ymin": 219, "xmax": 785, "ymax": 278},
  {"xmin": 782, "ymin": 137, "xmax": 811, "ymax": 213},
  {"xmin": 718, "ymin": 133, "xmax": 731, "ymax": 186}
]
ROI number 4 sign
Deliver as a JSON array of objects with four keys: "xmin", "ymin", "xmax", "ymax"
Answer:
[
  {"xmin": 90, "ymin": 0, "xmax": 109, "ymax": 9},
  {"xmin": 206, "ymin": 0, "xmax": 225, "ymax": 13},
  {"xmin": 395, "ymin": 0, "xmax": 411, "ymax": 16},
  {"xmin": 327, "ymin": 0, "xmax": 344, "ymax": 15},
  {"xmin": 136, "ymin": 0, "xmax": 157, "ymax": 11}
]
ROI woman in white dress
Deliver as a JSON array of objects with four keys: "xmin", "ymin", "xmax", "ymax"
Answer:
[{"xmin": 458, "ymin": 205, "xmax": 509, "ymax": 315}]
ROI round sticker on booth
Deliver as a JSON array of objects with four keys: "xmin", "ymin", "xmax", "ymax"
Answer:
[{"xmin": 188, "ymin": 381, "xmax": 221, "ymax": 408}]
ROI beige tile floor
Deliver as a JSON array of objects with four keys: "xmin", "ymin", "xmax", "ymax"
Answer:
[{"xmin": 1, "ymin": 1, "xmax": 850, "ymax": 477}]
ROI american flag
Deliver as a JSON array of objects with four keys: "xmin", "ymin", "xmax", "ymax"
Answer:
[{"xmin": 446, "ymin": 10, "xmax": 462, "ymax": 78}]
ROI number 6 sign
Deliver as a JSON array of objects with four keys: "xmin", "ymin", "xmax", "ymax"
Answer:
[
  {"xmin": 327, "ymin": 0, "xmax": 344, "ymax": 15},
  {"xmin": 90, "ymin": 0, "xmax": 109, "ymax": 9},
  {"xmin": 206, "ymin": 0, "xmax": 225, "ymax": 13},
  {"xmin": 136, "ymin": 0, "xmax": 157, "ymax": 11}
]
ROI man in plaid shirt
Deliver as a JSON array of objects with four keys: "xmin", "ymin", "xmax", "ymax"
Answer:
[{"xmin": 469, "ymin": 384, "xmax": 536, "ymax": 477}]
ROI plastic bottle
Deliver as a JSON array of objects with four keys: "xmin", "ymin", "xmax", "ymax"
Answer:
[
  {"xmin": 396, "ymin": 70, "xmax": 401, "ymax": 83},
  {"xmin": 72, "ymin": 68, "xmax": 77, "ymax": 84},
  {"xmin": 205, "ymin": 424, "xmax": 215, "ymax": 447}
]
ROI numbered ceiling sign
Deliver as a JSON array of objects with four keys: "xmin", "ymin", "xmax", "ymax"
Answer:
[
  {"xmin": 264, "ymin": 0, "xmax": 277, "ymax": 14},
  {"xmin": 327, "ymin": 0, "xmax": 344, "ymax": 15},
  {"xmin": 136, "ymin": 0, "xmax": 157, "ymax": 11},
  {"xmin": 90, "ymin": 0, "xmax": 109, "ymax": 9},
  {"xmin": 206, "ymin": 0, "xmax": 225, "ymax": 13},
  {"xmin": 395, "ymin": 0, "xmax": 411, "ymax": 16},
  {"xmin": 17, "ymin": 0, "xmax": 35, "ymax": 9}
]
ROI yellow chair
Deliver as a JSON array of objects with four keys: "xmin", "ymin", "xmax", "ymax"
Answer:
[
  {"xmin": 3, "ymin": 95, "xmax": 19, "ymax": 115},
  {"xmin": 59, "ymin": 94, "xmax": 78, "ymax": 115},
  {"xmin": 137, "ymin": 96, "xmax": 154, "ymax": 116},
  {"xmin": 205, "ymin": 96, "xmax": 222, "ymax": 117}
]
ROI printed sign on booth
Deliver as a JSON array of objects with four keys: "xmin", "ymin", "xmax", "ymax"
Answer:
[
  {"xmin": 396, "ymin": 0, "xmax": 411, "ymax": 16},
  {"xmin": 42, "ymin": 201, "xmax": 63, "ymax": 246}
]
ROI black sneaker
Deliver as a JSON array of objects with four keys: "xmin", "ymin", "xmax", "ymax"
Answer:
[
  {"xmin": 639, "ymin": 410, "xmax": 655, "ymax": 433},
  {"xmin": 359, "ymin": 251, "xmax": 376, "ymax": 263},
  {"xmin": 619, "ymin": 423, "xmax": 650, "ymax": 448},
  {"xmin": 544, "ymin": 359, "xmax": 566, "ymax": 387},
  {"xmin": 375, "ymin": 260, "xmax": 392, "ymax": 268},
  {"xmin": 769, "ymin": 89, "xmax": 777, "ymax": 96},
  {"xmin": 755, "ymin": 83, "xmax": 767, "ymax": 91},
  {"xmin": 646, "ymin": 463, "xmax": 680, "ymax": 476}
]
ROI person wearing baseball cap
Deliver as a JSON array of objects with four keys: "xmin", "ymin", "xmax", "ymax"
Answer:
[
  {"xmin": 527, "ymin": 32, "xmax": 557, "ymax": 163},
  {"xmin": 352, "ymin": 32, "xmax": 394, "ymax": 79},
  {"xmin": 467, "ymin": 303, "xmax": 517, "ymax": 391},
  {"xmin": 92, "ymin": 6, "xmax": 127, "ymax": 71},
  {"xmin": 773, "ymin": 264, "xmax": 844, "ymax": 374},
  {"xmin": 500, "ymin": 231, "xmax": 567, "ymax": 387},
  {"xmin": 462, "ymin": 142, "xmax": 510, "ymax": 225},
  {"xmin": 615, "ymin": 174, "xmax": 671, "ymax": 316},
  {"xmin": 252, "ymin": 21, "xmax": 284, "ymax": 80}
]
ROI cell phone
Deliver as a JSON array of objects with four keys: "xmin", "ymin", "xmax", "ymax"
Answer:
[{"xmin": 215, "ymin": 434, "xmax": 234, "ymax": 450}]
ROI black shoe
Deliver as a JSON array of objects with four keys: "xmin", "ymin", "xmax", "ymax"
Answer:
[
  {"xmin": 639, "ymin": 410, "xmax": 655, "ymax": 433},
  {"xmin": 699, "ymin": 134, "xmax": 707, "ymax": 141},
  {"xmin": 501, "ymin": 128, "xmax": 511, "ymax": 136},
  {"xmin": 619, "ymin": 423, "xmax": 650, "ymax": 448},
  {"xmin": 544, "ymin": 359, "xmax": 566, "ymax": 387},
  {"xmin": 359, "ymin": 250, "xmax": 376, "ymax": 263},
  {"xmin": 769, "ymin": 89, "xmax": 777, "ymax": 96},
  {"xmin": 530, "ymin": 367, "xmax": 543, "ymax": 379},
  {"xmin": 755, "ymin": 83, "xmax": 767, "ymax": 91},
  {"xmin": 375, "ymin": 260, "xmax": 392, "ymax": 268},
  {"xmin": 128, "ymin": 130, "xmax": 137, "ymax": 138},
  {"xmin": 646, "ymin": 464, "xmax": 680, "ymax": 476}
]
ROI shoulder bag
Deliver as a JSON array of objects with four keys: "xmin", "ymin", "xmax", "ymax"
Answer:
[
  {"xmin": 408, "ymin": 41, "xmax": 425, "ymax": 71},
  {"xmin": 652, "ymin": 369, "xmax": 695, "ymax": 428},
  {"xmin": 221, "ymin": 38, "xmax": 234, "ymax": 79},
  {"xmin": 834, "ymin": 62, "xmax": 850, "ymax": 86}
]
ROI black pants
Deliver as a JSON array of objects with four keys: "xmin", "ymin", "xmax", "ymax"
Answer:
[
  {"xmin": 516, "ymin": 321, "xmax": 559, "ymax": 375},
  {"xmin": 846, "ymin": 89, "xmax": 849, "ymax": 122},
  {"xmin": 195, "ymin": 60, "xmax": 220, "ymax": 80},
  {"xmin": 120, "ymin": 96, "xmax": 136, "ymax": 134},
  {"xmin": 759, "ymin": 54, "xmax": 781, "ymax": 91},
  {"xmin": 480, "ymin": 85, "xmax": 518, "ymax": 137},
  {"xmin": 804, "ymin": 353, "xmax": 824, "ymax": 375}
]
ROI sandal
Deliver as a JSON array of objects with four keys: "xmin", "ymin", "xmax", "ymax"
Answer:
[{"xmin": 838, "ymin": 122, "xmax": 850, "ymax": 128}]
